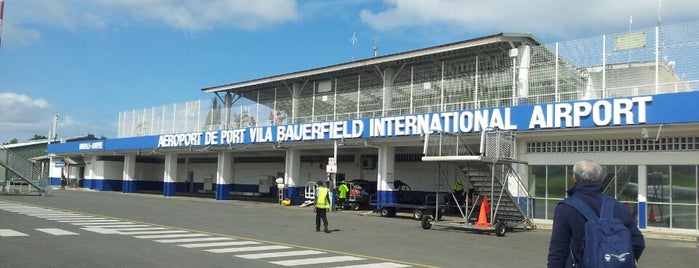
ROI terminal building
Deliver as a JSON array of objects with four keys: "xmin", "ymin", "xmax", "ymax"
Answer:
[{"xmin": 45, "ymin": 21, "xmax": 699, "ymax": 231}]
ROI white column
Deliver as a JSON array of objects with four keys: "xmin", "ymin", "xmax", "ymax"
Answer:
[
  {"xmin": 123, "ymin": 154, "xmax": 136, "ymax": 193},
  {"xmin": 163, "ymin": 152, "xmax": 178, "ymax": 196},
  {"xmin": 284, "ymin": 148, "xmax": 301, "ymax": 204},
  {"xmin": 377, "ymin": 145, "xmax": 395, "ymax": 204},
  {"xmin": 638, "ymin": 165, "xmax": 648, "ymax": 229},
  {"xmin": 215, "ymin": 151, "xmax": 233, "ymax": 200}
]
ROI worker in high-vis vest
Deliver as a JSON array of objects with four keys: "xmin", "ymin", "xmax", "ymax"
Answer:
[{"xmin": 315, "ymin": 180, "xmax": 332, "ymax": 233}]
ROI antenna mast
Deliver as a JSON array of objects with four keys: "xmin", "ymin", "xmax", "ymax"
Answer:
[
  {"xmin": 350, "ymin": 32, "xmax": 358, "ymax": 61},
  {"xmin": 372, "ymin": 37, "xmax": 379, "ymax": 57}
]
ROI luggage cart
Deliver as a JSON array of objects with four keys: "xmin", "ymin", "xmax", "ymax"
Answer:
[
  {"xmin": 419, "ymin": 128, "xmax": 536, "ymax": 237},
  {"xmin": 299, "ymin": 181, "xmax": 318, "ymax": 207}
]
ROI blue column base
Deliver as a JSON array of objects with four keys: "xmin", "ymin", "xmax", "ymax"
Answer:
[
  {"xmin": 216, "ymin": 184, "xmax": 231, "ymax": 200},
  {"xmin": 163, "ymin": 182, "xmax": 176, "ymax": 197},
  {"xmin": 376, "ymin": 190, "xmax": 395, "ymax": 208},
  {"xmin": 123, "ymin": 180, "xmax": 137, "ymax": 193},
  {"xmin": 285, "ymin": 187, "xmax": 303, "ymax": 205},
  {"xmin": 638, "ymin": 201, "xmax": 647, "ymax": 229}
]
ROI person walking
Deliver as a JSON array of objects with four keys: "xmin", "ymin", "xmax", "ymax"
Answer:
[
  {"xmin": 314, "ymin": 180, "xmax": 331, "ymax": 233},
  {"xmin": 337, "ymin": 181, "xmax": 349, "ymax": 210},
  {"xmin": 547, "ymin": 159, "xmax": 645, "ymax": 267}
]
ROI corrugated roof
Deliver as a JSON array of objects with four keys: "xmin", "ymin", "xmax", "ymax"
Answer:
[{"xmin": 201, "ymin": 33, "xmax": 543, "ymax": 94}]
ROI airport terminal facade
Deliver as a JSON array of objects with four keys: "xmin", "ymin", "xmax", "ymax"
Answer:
[{"xmin": 49, "ymin": 21, "xmax": 699, "ymax": 231}]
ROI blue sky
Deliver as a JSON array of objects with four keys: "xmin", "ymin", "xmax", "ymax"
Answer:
[{"xmin": 0, "ymin": 0, "xmax": 697, "ymax": 143}]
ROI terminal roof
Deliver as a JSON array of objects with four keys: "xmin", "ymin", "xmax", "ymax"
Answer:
[{"xmin": 201, "ymin": 33, "xmax": 543, "ymax": 95}]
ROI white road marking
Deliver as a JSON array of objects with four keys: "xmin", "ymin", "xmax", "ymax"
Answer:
[
  {"xmin": 270, "ymin": 256, "xmax": 365, "ymax": 266},
  {"xmin": 118, "ymin": 230, "xmax": 188, "ymax": 235},
  {"xmin": 0, "ymin": 229, "xmax": 29, "ymax": 237},
  {"xmin": 327, "ymin": 262, "xmax": 412, "ymax": 268},
  {"xmin": 80, "ymin": 224, "xmax": 148, "ymax": 228},
  {"xmin": 70, "ymin": 222, "xmax": 131, "ymax": 226},
  {"xmin": 206, "ymin": 245, "xmax": 291, "ymax": 253},
  {"xmin": 133, "ymin": 233, "xmax": 210, "ymax": 239},
  {"xmin": 35, "ymin": 228, "xmax": 79, "ymax": 236},
  {"xmin": 154, "ymin": 237, "xmax": 235, "ymax": 243},
  {"xmin": 58, "ymin": 219, "xmax": 119, "ymax": 223},
  {"xmin": 82, "ymin": 227, "xmax": 121, "ymax": 234},
  {"xmin": 108, "ymin": 227, "xmax": 170, "ymax": 232},
  {"xmin": 179, "ymin": 241, "xmax": 259, "ymax": 248},
  {"xmin": 236, "ymin": 250, "xmax": 326, "ymax": 259}
]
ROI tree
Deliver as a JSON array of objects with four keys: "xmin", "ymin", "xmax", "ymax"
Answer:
[{"xmin": 31, "ymin": 134, "xmax": 48, "ymax": 140}]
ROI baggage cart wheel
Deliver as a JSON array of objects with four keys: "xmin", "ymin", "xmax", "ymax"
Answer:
[
  {"xmin": 412, "ymin": 209, "xmax": 424, "ymax": 221},
  {"xmin": 421, "ymin": 215, "xmax": 434, "ymax": 229},
  {"xmin": 380, "ymin": 207, "xmax": 396, "ymax": 217},
  {"xmin": 351, "ymin": 202, "xmax": 361, "ymax": 211},
  {"xmin": 495, "ymin": 222, "xmax": 506, "ymax": 237}
]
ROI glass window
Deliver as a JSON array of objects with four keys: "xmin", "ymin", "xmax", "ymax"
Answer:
[
  {"xmin": 619, "ymin": 165, "xmax": 639, "ymax": 202},
  {"xmin": 530, "ymin": 166, "xmax": 547, "ymax": 199},
  {"xmin": 647, "ymin": 204, "xmax": 670, "ymax": 228},
  {"xmin": 547, "ymin": 165, "xmax": 569, "ymax": 199},
  {"xmin": 671, "ymin": 204, "xmax": 697, "ymax": 229},
  {"xmin": 647, "ymin": 165, "xmax": 670, "ymax": 203},
  {"xmin": 671, "ymin": 165, "xmax": 697, "ymax": 204}
]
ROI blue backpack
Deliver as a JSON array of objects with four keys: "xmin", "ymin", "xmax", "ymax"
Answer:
[{"xmin": 563, "ymin": 196, "xmax": 635, "ymax": 268}]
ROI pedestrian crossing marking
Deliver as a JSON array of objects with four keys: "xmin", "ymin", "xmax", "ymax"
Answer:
[
  {"xmin": 206, "ymin": 245, "xmax": 291, "ymax": 253},
  {"xmin": 108, "ymin": 227, "xmax": 169, "ymax": 232},
  {"xmin": 70, "ymin": 222, "xmax": 132, "ymax": 226},
  {"xmin": 0, "ymin": 229, "xmax": 29, "ymax": 237},
  {"xmin": 327, "ymin": 262, "xmax": 412, "ymax": 268},
  {"xmin": 1, "ymin": 201, "xmax": 415, "ymax": 267},
  {"xmin": 85, "ymin": 224, "xmax": 151, "ymax": 228},
  {"xmin": 154, "ymin": 237, "xmax": 234, "ymax": 243},
  {"xmin": 236, "ymin": 250, "xmax": 325, "ymax": 259},
  {"xmin": 82, "ymin": 227, "xmax": 121, "ymax": 234},
  {"xmin": 36, "ymin": 228, "xmax": 79, "ymax": 236},
  {"xmin": 178, "ymin": 241, "xmax": 259, "ymax": 248},
  {"xmin": 58, "ymin": 219, "xmax": 118, "ymax": 223},
  {"xmin": 118, "ymin": 230, "xmax": 188, "ymax": 235},
  {"xmin": 270, "ymin": 256, "xmax": 365, "ymax": 266},
  {"xmin": 133, "ymin": 233, "xmax": 210, "ymax": 239}
]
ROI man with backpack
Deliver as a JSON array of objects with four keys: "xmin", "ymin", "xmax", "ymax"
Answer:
[{"xmin": 547, "ymin": 160, "xmax": 645, "ymax": 267}]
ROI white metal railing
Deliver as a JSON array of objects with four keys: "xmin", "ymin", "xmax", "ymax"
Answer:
[{"xmin": 118, "ymin": 21, "xmax": 699, "ymax": 138}]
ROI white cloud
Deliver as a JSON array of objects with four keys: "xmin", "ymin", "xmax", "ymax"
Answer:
[
  {"xmin": 3, "ymin": 0, "xmax": 300, "ymax": 47},
  {"xmin": 0, "ymin": 92, "xmax": 112, "ymax": 143},
  {"xmin": 0, "ymin": 92, "xmax": 54, "ymax": 142},
  {"xmin": 360, "ymin": 0, "xmax": 699, "ymax": 40}
]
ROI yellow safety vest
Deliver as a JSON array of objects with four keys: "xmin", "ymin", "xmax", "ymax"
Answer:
[{"xmin": 315, "ymin": 187, "xmax": 331, "ymax": 209}]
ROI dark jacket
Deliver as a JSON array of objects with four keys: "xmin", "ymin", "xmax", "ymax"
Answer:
[{"xmin": 547, "ymin": 181, "xmax": 645, "ymax": 267}]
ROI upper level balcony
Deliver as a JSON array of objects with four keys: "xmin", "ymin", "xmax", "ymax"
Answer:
[{"xmin": 118, "ymin": 21, "xmax": 699, "ymax": 138}]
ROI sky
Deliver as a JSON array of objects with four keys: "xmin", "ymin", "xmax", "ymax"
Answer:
[{"xmin": 0, "ymin": 0, "xmax": 697, "ymax": 144}]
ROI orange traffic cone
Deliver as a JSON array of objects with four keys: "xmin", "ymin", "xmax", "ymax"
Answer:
[
  {"xmin": 475, "ymin": 195, "xmax": 491, "ymax": 227},
  {"xmin": 648, "ymin": 204, "xmax": 657, "ymax": 222}
]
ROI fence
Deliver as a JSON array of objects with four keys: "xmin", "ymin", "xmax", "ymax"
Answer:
[{"xmin": 119, "ymin": 20, "xmax": 699, "ymax": 138}]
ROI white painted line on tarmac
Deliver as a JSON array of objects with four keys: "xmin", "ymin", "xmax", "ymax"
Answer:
[
  {"xmin": 82, "ymin": 227, "xmax": 121, "ymax": 234},
  {"xmin": 236, "ymin": 250, "xmax": 326, "ymax": 259},
  {"xmin": 154, "ymin": 237, "xmax": 234, "ymax": 243},
  {"xmin": 133, "ymin": 233, "xmax": 210, "ymax": 239},
  {"xmin": 0, "ymin": 229, "xmax": 29, "ymax": 237},
  {"xmin": 178, "ymin": 241, "xmax": 259, "ymax": 248},
  {"xmin": 84, "ymin": 224, "xmax": 151, "ymax": 228},
  {"xmin": 118, "ymin": 230, "xmax": 188, "ymax": 235},
  {"xmin": 58, "ymin": 219, "xmax": 119, "ymax": 223},
  {"xmin": 35, "ymin": 228, "xmax": 79, "ymax": 236},
  {"xmin": 206, "ymin": 245, "xmax": 291, "ymax": 253},
  {"xmin": 70, "ymin": 222, "xmax": 131, "ymax": 226},
  {"xmin": 270, "ymin": 256, "xmax": 365, "ymax": 266},
  {"xmin": 107, "ymin": 227, "xmax": 170, "ymax": 232},
  {"xmin": 327, "ymin": 262, "xmax": 412, "ymax": 268}
]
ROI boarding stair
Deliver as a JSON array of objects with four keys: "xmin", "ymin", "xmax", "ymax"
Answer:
[
  {"xmin": 0, "ymin": 144, "xmax": 51, "ymax": 195},
  {"xmin": 602, "ymin": 165, "xmax": 632, "ymax": 198},
  {"xmin": 422, "ymin": 128, "xmax": 536, "ymax": 231}
]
